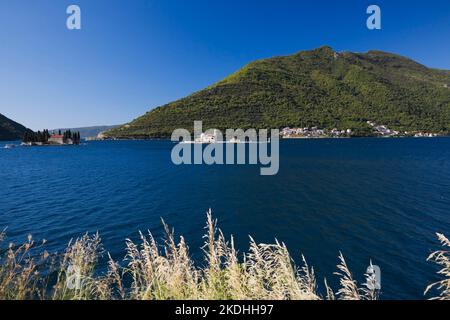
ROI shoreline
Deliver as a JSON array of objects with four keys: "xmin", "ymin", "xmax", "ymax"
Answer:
[
  {"xmin": 3, "ymin": 135, "xmax": 450, "ymax": 146},
  {"xmin": 92, "ymin": 135, "xmax": 450, "ymax": 142}
]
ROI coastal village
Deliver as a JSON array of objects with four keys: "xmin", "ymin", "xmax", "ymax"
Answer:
[
  {"xmin": 78, "ymin": 120, "xmax": 441, "ymax": 143},
  {"xmin": 280, "ymin": 121, "xmax": 439, "ymax": 139},
  {"xmin": 280, "ymin": 127, "xmax": 353, "ymax": 138},
  {"xmin": 88, "ymin": 122, "xmax": 441, "ymax": 142}
]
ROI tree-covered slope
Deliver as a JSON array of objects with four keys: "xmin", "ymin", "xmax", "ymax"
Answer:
[
  {"xmin": 0, "ymin": 113, "xmax": 32, "ymax": 141},
  {"xmin": 106, "ymin": 46, "xmax": 450, "ymax": 138}
]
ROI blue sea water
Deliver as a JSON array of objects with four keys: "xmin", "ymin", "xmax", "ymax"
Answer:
[{"xmin": 0, "ymin": 138, "xmax": 449, "ymax": 299}]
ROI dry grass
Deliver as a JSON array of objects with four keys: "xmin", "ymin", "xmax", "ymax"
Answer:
[
  {"xmin": 0, "ymin": 210, "xmax": 447, "ymax": 300},
  {"xmin": 0, "ymin": 232, "xmax": 39, "ymax": 299},
  {"xmin": 51, "ymin": 233, "xmax": 106, "ymax": 300},
  {"xmin": 425, "ymin": 233, "xmax": 450, "ymax": 300}
]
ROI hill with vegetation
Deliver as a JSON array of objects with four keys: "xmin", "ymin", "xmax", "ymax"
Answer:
[
  {"xmin": 105, "ymin": 47, "xmax": 450, "ymax": 138},
  {"xmin": 0, "ymin": 113, "xmax": 33, "ymax": 141}
]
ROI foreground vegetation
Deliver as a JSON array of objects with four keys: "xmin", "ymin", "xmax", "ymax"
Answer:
[
  {"xmin": 106, "ymin": 47, "xmax": 450, "ymax": 139},
  {"xmin": 0, "ymin": 210, "xmax": 449, "ymax": 300}
]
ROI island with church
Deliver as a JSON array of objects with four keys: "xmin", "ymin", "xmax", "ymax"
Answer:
[{"xmin": 21, "ymin": 129, "xmax": 81, "ymax": 146}]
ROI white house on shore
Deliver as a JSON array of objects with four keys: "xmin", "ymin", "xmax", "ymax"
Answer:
[{"xmin": 48, "ymin": 134, "xmax": 64, "ymax": 145}]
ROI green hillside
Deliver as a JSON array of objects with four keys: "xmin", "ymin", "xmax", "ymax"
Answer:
[
  {"xmin": 106, "ymin": 46, "xmax": 450, "ymax": 138},
  {"xmin": 0, "ymin": 113, "xmax": 32, "ymax": 141}
]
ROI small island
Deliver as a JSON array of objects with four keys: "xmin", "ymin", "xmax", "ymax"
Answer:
[{"xmin": 22, "ymin": 129, "xmax": 81, "ymax": 146}]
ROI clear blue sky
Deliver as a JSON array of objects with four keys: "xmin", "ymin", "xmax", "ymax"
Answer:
[{"xmin": 1, "ymin": 0, "xmax": 449, "ymax": 130}]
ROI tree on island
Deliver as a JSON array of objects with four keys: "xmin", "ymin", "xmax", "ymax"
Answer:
[
  {"xmin": 62, "ymin": 130, "xmax": 81, "ymax": 144},
  {"xmin": 73, "ymin": 131, "xmax": 81, "ymax": 144},
  {"xmin": 23, "ymin": 130, "xmax": 49, "ymax": 144},
  {"xmin": 23, "ymin": 131, "xmax": 30, "ymax": 143}
]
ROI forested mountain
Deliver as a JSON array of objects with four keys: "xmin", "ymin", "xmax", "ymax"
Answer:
[{"xmin": 106, "ymin": 47, "xmax": 450, "ymax": 138}]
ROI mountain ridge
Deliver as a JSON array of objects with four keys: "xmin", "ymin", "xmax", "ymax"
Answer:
[
  {"xmin": 0, "ymin": 113, "xmax": 33, "ymax": 141},
  {"xmin": 105, "ymin": 46, "xmax": 450, "ymax": 138},
  {"xmin": 51, "ymin": 125, "xmax": 120, "ymax": 139}
]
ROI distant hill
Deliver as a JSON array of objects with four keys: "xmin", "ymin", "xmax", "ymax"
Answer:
[
  {"xmin": 52, "ymin": 125, "xmax": 120, "ymax": 139},
  {"xmin": 0, "ymin": 113, "xmax": 33, "ymax": 141},
  {"xmin": 105, "ymin": 46, "xmax": 450, "ymax": 138}
]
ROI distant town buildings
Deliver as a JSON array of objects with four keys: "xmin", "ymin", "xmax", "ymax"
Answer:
[
  {"xmin": 280, "ymin": 121, "xmax": 441, "ymax": 139},
  {"xmin": 414, "ymin": 132, "xmax": 438, "ymax": 138},
  {"xmin": 366, "ymin": 121, "xmax": 437, "ymax": 138},
  {"xmin": 367, "ymin": 121, "xmax": 399, "ymax": 137},
  {"xmin": 280, "ymin": 126, "xmax": 352, "ymax": 138}
]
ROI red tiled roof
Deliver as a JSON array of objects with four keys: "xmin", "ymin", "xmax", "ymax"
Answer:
[{"xmin": 50, "ymin": 135, "xmax": 64, "ymax": 139}]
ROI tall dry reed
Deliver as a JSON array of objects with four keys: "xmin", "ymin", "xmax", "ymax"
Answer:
[
  {"xmin": 425, "ymin": 233, "xmax": 450, "ymax": 300},
  {"xmin": 0, "ymin": 210, "xmax": 448, "ymax": 300}
]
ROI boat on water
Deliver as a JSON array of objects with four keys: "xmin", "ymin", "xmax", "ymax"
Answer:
[
  {"xmin": 3, "ymin": 144, "xmax": 16, "ymax": 149},
  {"xmin": 180, "ymin": 131, "xmax": 219, "ymax": 144},
  {"xmin": 179, "ymin": 137, "xmax": 270, "ymax": 144},
  {"xmin": 178, "ymin": 131, "xmax": 271, "ymax": 144},
  {"xmin": 196, "ymin": 133, "xmax": 216, "ymax": 144},
  {"xmin": 227, "ymin": 137, "xmax": 241, "ymax": 144}
]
